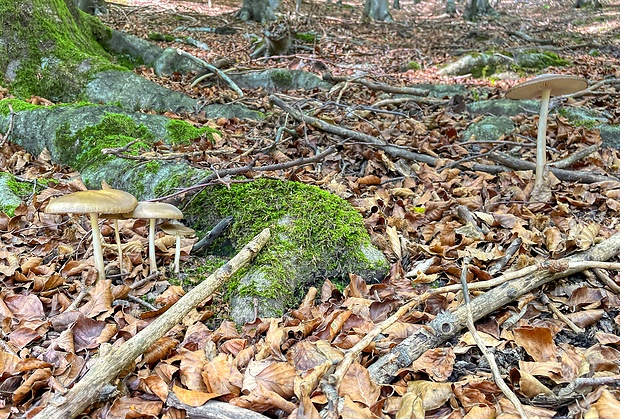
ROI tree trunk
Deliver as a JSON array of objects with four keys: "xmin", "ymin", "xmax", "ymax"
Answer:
[
  {"xmin": 464, "ymin": 0, "xmax": 494, "ymax": 20},
  {"xmin": 446, "ymin": 0, "xmax": 457, "ymax": 16},
  {"xmin": 362, "ymin": 0, "xmax": 393, "ymax": 22},
  {"xmin": 235, "ymin": 0, "xmax": 280, "ymax": 22}
]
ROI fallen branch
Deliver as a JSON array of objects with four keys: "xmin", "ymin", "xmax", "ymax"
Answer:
[
  {"xmin": 460, "ymin": 258, "xmax": 529, "ymax": 419},
  {"xmin": 549, "ymin": 144, "xmax": 599, "ymax": 169},
  {"xmin": 166, "ymin": 393, "xmax": 270, "ymax": 419},
  {"xmin": 175, "ymin": 49, "xmax": 243, "ymax": 97},
  {"xmin": 322, "ymin": 72, "xmax": 430, "ymax": 97},
  {"xmin": 269, "ymin": 95, "xmax": 438, "ymax": 166},
  {"xmin": 155, "ymin": 145, "xmax": 339, "ymax": 202},
  {"xmin": 489, "ymin": 151, "xmax": 619, "ymax": 184},
  {"xmin": 367, "ymin": 230, "xmax": 620, "ymax": 384},
  {"xmin": 34, "ymin": 228, "xmax": 271, "ymax": 419},
  {"xmin": 321, "ymin": 297, "xmax": 421, "ymax": 417}
]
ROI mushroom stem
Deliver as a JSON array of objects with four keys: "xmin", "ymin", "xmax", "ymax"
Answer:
[
  {"xmin": 174, "ymin": 235, "xmax": 181, "ymax": 274},
  {"xmin": 534, "ymin": 88, "xmax": 551, "ymax": 189},
  {"xmin": 148, "ymin": 218, "xmax": 157, "ymax": 274},
  {"xmin": 113, "ymin": 220, "xmax": 123, "ymax": 273},
  {"xmin": 89, "ymin": 213, "xmax": 106, "ymax": 282}
]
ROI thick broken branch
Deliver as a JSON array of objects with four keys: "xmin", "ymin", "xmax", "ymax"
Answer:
[
  {"xmin": 367, "ymin": 231, "xmax": 620, "ymax": 384},
  {"xmin": 34, "ymin": 228, "xmax": 271, "ymax": 419}
]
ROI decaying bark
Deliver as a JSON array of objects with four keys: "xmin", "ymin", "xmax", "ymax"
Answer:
[
  {"xmin": 368, "ymin": 231, "xmax": 620, "ymax": 384},
  {"xmin": 34, "ymin": 229, "xmax": 271, "ymax": 419}
]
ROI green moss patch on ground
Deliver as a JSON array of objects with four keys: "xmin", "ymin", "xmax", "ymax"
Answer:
[{"xmin": 186, "ymin": 179, "xmax": 388, "ymax": 311}]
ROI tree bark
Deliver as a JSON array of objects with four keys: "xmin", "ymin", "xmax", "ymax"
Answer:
[
  {"xmin": 235, "ymin": 0, "xmax": 279, "ymax": 22},
  {"xmin": 362, "ymin": 0, "xmax": 393, "ymax": 22},
  {"xmin": 464, "ymin": 0, "xmax": 495, "ymax": 21}
]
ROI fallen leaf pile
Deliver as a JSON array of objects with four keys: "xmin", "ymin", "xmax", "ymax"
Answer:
[{"xmin": 2, "ymin": 0, "xmax": 620, "ymax": 417}]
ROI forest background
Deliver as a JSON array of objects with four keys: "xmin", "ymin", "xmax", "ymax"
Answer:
[{"xmin": 1, "ymin": 0, "xmax": 620, "ymax": 418}]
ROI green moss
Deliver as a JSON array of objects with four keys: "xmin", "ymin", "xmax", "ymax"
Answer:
[
  {"xmin": 0, "ymin": 172, "xmax": 26, "ymax": 216},
  {"xmin": 144, "ymin": 161, "xmax": 161, "ymax": 174},
  {"xmin": 405, "ymin": 61, "xmax": 421, "ymax": 71},
  {"xmin": 270, "ymin": 70, "xmax": 294, "ymax": 89},
  {"xmin": 294, "ymin": 32, "xmax": 319, "ymax": 43},
  {"xmin": 166, "ymin": 120, "xmax": 219, "ymax": 146},
  {"xmin": 186, "ymin": 179, "xmax": 381, "ymax": 306},
  {"xmin": 1, "ymin": 0, "xmax": 124, "ymax": 101},
  {"xmin": 148, "ymin": 33, "xmax": 176, "ymax": 42},
  {"xmin": 0, "ymin": 98, "xmax": 43, "ymax": 115},
  {"xmin": 55, "ymin": 113, "xmax": 154, "ymax": 171}
]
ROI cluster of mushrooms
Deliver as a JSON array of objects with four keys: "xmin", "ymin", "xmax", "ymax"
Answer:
[
  {"xmin": 45, "ymin": 188, "xmax": 195, "ymax": 281},
  {"xmin": 506, "ymin": 73, "xmax": 588, "ymax": 202}
]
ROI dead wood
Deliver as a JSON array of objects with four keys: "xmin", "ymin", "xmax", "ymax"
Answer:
[
  {"xmin": 166, "ymin": 393, "xmax": 270, "ymax": 418},
  {"xmin": 367, "ymin": 230, "xmax": 620, "ymax": 384},
  {"xmin": 269, "ymin": 95, "xmax": 438, "ymax": 166},
  {"xmin": 34, "ymin": 228, "xmax": 271, "ymax": 419},
  {"xmin": 322, "ymin": 72, "xmax": 431, "ymax": 97},
  {"xmin": 506, "ymin": 30, "xmax": 555, "ymax": 45},
  {"xmin": 488, "ymin": 151, "xmax": 619, "ymax": 184}
]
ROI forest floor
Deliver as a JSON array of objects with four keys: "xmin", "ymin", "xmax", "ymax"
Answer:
[{"xmin": 2, "ymin": 0, "xmax": 620, "ymax": 418}]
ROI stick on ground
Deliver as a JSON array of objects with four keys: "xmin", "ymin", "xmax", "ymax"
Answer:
[{"xmin": 34, "ymin": 228, "xmax": 271, "ymax": 419}]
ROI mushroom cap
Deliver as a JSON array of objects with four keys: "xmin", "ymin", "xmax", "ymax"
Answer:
[
  {"xmin": 506, "ymin": 74, "xmax": 587, "ymax": 100},
  {"xmin": 159, "ymin": 221, "xmax": 195, "ymax": 236},
  {"xmin": 45, "ymin": 189, "xmax": 138, "ymax": 215},
  {"xmin": 125, "ymin": 202, "xmax": 183, "ymax": 220}
]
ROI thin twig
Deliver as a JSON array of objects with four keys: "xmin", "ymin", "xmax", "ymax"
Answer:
[
  {"xmin": 540, "ymin": 293, "xmax": 583, "ymax": 333},
  {"xmin": 153, "ymin": 145, "xmax": 338, "ymax": 202},
  {"xmin": 460, "ymin": 258, "xmax": 529, "ymax": 419},
  {"xmin": 550, "ymin": 144, "xmax": 599, "ymax": 169},
  {"xmin": 0, "ymin": 103, "xmax": 16, "ymax": 147},
  {"xmin": 175, "ymin": 49, "xmax": 243, "ymax": 97}
]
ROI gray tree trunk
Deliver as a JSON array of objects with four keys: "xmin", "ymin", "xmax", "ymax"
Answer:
[
  {"xmin": 464, "ymin": 0, "xmax": 494, "ymax": 20},
  {"xmin": 362, "ymin": 0, "xmax": 393, "ymax": 22},
  {"xmin": 235, "ymin": 0, "xmax": 280, "ymax": 22}
]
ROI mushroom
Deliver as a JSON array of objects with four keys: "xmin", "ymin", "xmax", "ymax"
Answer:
[
  {"xmin": 45, "ymin": 189, "xmax": 138, "ymax": 282},
  {"xmin": 506, "ymin": 74, "xmax": 587, "ymax": 200},
  {"xmin": 101, "ymin": 212, "xmax": 129, "ymax": 273},
  {"xmin": 124, "ymin": 202, "xmax": 183, "ymax": 274},
  {"xmin": 159, "ymin": 221, "xmax": 195, "ymax": 274}
]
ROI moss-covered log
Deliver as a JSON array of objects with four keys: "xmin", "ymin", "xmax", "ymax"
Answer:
[
  {"xmin": 0, "ymin": 101, "xmax": 389, "ymax": 323},
  {"xmin": 0, "ymin": 0, "xmax": 259, "ymax": 117}
]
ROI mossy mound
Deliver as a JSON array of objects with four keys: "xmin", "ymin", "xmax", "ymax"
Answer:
[{"xmin": 186, "ymin": 179, "xmax": 389, "ymax": 323}]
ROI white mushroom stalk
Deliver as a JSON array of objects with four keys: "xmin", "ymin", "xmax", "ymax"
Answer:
[
  {"xmin": 148, "ymin": 218, "xmax": 157, "ymax": 274},
  {"xmin": 173, "ymin": 235, "xmax": 182, "ymax": 274},
  {"xmin": 89, "ymin": 212, "xmax": 106, "ymax": 282},
  {"xmin": 159, "ymin": 222, "xmax": 195, "ymax": 275},
  {"xmin": 534, "ymin": 88, "xmax": 551, "ymax": 190},
  {"xmin": 123, "ymin": 202, "xmax": 184, "ymax": 275}
]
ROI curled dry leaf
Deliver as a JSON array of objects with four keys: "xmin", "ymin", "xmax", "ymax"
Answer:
[
  {"xmin": 396, "ymin": 380, "xmax": 452, "ymax": 419},
  {"xmin": 172, "ymin": 384, "xmax": 219, "ymax": 407},
  {"xmin": 386, "ymin": 225, "xmax": 402, "ymax": 260},
  {"xmin": 575, "ymin": 222, "xmax": 601, "ymax": 250}
]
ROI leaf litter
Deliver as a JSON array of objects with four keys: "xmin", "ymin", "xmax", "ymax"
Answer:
[{"xmin": 2, "ymin": 0, "xmax": 620, "ymax": 417}]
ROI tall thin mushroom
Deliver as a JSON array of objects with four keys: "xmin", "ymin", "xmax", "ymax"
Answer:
[
  {"xmin": 159, "ymin": 222, "xmax": 195, "ymax": 274},
  {"xmin": 45, "ymin": 189, "xmax": 138, "ymax": 282},
  {"xmin": 124, "ymin": 202, "xmax": 183, "ymax": 274},
  {"xmin": 506, "ymin": 74, "xmax": 587, "ymax": 201}
]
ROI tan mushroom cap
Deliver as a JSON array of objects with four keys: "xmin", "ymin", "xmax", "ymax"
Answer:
[
  {"xmin": 125, "ymin": 202, "xmax": 183, "ymax": 220},
  {"xmin": 506, "ymin": 74, "xmax": 587, "ymax": 100},
  {"xmin": 159, "ymin": 221, "xmax": 195, "ymax": 236},
  {"xmin": 45, "ymin": 189, "xmax": 138, "ymax": 215}
]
